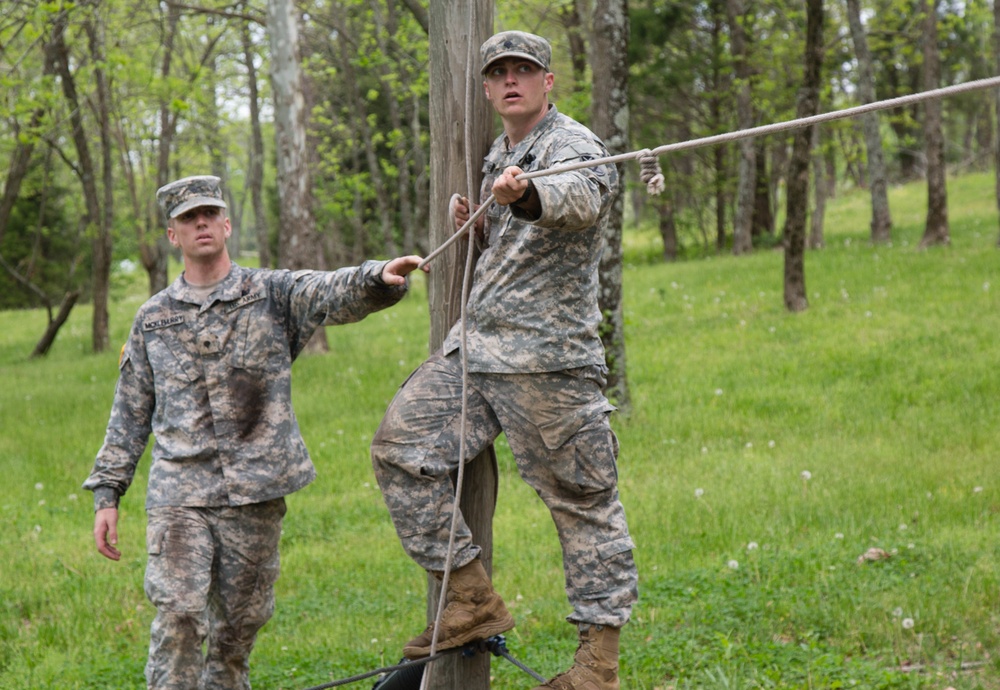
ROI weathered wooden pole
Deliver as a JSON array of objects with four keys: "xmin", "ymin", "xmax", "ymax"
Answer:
[{"xmin": 426, "ymin": 1, "xmax": 494, "ymax": 688}]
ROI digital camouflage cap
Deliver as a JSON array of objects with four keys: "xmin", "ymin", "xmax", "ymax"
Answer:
[
  {"xmin": 480, "ymin": 31, "xmax": 551, "ymax": 75},
  {"xmin": 156, "ymin": 175, "xmax": 228, "ymax": 220}
]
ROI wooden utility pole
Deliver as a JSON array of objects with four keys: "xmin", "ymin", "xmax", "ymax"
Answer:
[{"xmin": 426, "ymin": 2, "xmax": 494, "ymax": 688}]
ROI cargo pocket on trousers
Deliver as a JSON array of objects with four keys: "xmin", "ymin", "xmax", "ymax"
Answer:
[
  {"xmin": 545, "ymin": 421, "xmax": 619, "ymax": 495},
  {"xmin": 576, "ymin": 536, "xmax": 637, "ymax": 599}
]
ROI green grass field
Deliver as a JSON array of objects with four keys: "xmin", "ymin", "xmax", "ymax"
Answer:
[{"xmin": 1, "ymin": 172, "xmax": 999, "ymax": 689}]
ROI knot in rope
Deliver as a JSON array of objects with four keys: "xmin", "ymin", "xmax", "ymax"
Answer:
[{"xmin": 638, "ymin": 149, "xmax": 665, "ymax": 196}]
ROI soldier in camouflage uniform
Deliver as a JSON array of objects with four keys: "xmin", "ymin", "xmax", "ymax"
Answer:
[
  {"xmin": 370, "ymin": 31, "xmax": 638, "ymax": 690},
  {"xmin": 84, "ymin": 175, "xmax": 425, "ymax": 690}
]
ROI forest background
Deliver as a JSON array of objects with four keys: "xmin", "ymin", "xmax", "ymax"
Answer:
[{"xmin": 2, "ymin": 0, "xmax": 1000, "ymax": 688}]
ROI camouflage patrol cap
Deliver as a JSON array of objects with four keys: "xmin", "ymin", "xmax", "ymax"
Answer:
[
  {"xmin": 156, "ymin": 175, "xmax": 228, "ymax": 220},
  {"xmin": 480, "ymin": 31, "xmax": 551, "ymax": 75}
]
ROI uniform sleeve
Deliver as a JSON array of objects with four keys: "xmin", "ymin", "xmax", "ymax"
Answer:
[
  {"xmin": 281, "ymin": 260, "xmax": 409, "ymax": 358},
  {"xmin": 82, "ymin": 324, "xmax": 155, "ymax": 511}
]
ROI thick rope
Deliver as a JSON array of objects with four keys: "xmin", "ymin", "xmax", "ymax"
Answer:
[{"xmin": 418, "ymin": 74, "xmax": 1000, "ymax": 270}]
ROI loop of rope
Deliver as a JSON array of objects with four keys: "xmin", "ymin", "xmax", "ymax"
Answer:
[
  {"xmin": 637, "ymin": 148, "xmax": 665, "ymax": 196},
  {"xmin": 418, "ymin": 74, "xmax": 1000, "ymax": 271}
]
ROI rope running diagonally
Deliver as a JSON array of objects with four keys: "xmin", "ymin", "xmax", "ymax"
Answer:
[{"xmin": 417, "ymin": 73, "xmax": 1000, "ymax": 271}]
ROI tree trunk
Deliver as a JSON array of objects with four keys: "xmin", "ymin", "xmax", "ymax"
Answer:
[
  {"xmin": 242, "ymin": 15, "xmax": 271, "ymax": 268},
  {"xmin": 591, "ymin": 0, "xmax": 631, "ymax": 412},
  {"xmin": 87, "ymin": 16, "xmax": 113, "ymax": 353},
  {"xmin": 845, "ymin": 0, "xmax": 892, "ymax": 244},
  {"xmin": 920, "ymin": 0, "xmax": 950, "ymax": 248},
  {"xmin": 783, "ymin": 0, "xmax": 823, "ymax": 313},
  {"xmin": 994, "ymin": 0, "xmax": 1000, "ymax": 245},
  {"xmin": 808, "ymin": 126, "xmax": 826, "ymax": 249},
  {"xmin": 148, "ymin": 0, "xmax": 181, "ymax": 295},
  {"xmin": 726, "ymin": 0, "xmax": 755, "ymax": 255},
  {"xmin": 751, "ymin": 141, "xmax": 772, "ymax": 237},
  {"xmin": 52, "ymin": 11, "xmax": 110, "ymax": 352},
  {"xmin": 268, "ymin": 0, "xmax": 328, "ymax": 350},
  {"xmin": 426, "ymin": 2, "xmax": 494, "ymax": 688}
]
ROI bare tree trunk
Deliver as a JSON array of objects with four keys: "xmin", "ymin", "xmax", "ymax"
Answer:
[
  {"xmin": 242, "ymin": 15, "xmax": 271, "ymax": 268},
  {"xmin": 726, "ymin": 0, "xmax": 755, "ymax": 255},
  {"xmin": 87, "ymin": 16, "xmax": 113, "ymax": 353},
  {"xmin": 846, "ymin": 0, "xmax": 892, "ymax": 244},
  {"xmin": 373, "ymin": 0, "xmax": 415, "ymax": 256},
  {"xmin": 994, "ymin": 0, "xmax": 1000, "ymax": 246},
  {"xmin": 426, "ymin": 2, "xmax": 494, "ymax": 688},
  {"xmin": 559, "ymin": 0, "xmax": 588, "ymax": 91},
  {"xmin": 268, "ymin": 0, "xmax": 328, "ymax": 350},
  {"xmin": 147, "ymin": 0, "xmax": 180, "ymax": 295},
  {"xmin": 591, "ymin": 0, "xmax": 631, "ymax": 412},
  {"xmin": 783, "ymin": 0, "xmax": 823, "ymax": 313},
  {"xmin": 53, "ymin": 11, "xmax": 111, "ymax": 352},
  {"xmin": 920, "ymin": 0, "xmax": 950, "ymax": 248},
  {"xmin": 808, "ymin": 126, "xmax": 826, "ymax": 249},
  {"xmin": 751, "ymin": 140, "xmax": 772, "ymax": 236}
]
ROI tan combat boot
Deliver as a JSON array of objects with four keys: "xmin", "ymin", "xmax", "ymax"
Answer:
[
  {"xmin": 532, "ymin": 623, "xmax": 621, "ymax": 690},
  {"xmin": 402, "ymin": 558, "xmax": 515, "ymax": 659}
]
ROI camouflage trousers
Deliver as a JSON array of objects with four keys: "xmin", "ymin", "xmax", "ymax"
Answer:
[
  {"xmin": 143, "ymin": 498, "xmax": 286, "ymax": 690},
  {"xmin": 371, "ymin": 351, "xmax": 637, "ymax": 627}
]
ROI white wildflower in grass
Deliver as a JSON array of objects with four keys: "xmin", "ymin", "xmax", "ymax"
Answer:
[
  {"xmin": 898, "ymin": 524, "xmax": 907, "ymax": 531},
  {"xmin": 34, "ymin": 525, "xmax": 41, "ymax": 533},
  {"xmin": 68, "ymin": 494, "xmax": 77, "ymax": 501},
  {"xmin": 371, "ymin": 639, "xmax": 379, "ymax": 645},
  {"xmin": 974, "ymin": 486, "xmax": 983, "ymax": 493},
  {"xmin": 701, "ymin": 446, "xmax": 708, "ymax": 454},
  {"xmin": 747, "ymin": 542, "xmax": 759, "ymax": 551},
  {"xmin": 800, "ymin": 470, "xmax": 812, "ymax": 481},
  {"xmin": 38, "ymin": 500, "xmax": 45, "ymax": 506},
  {"xmin": 892, "ymin": 607, "xmax": 903, "ymax": 617},
  {"xmin": 984, "ymin": 281, "xmax": 990, "ymax": 292},
  {"xmin": 694, "ymin": 488, "xmax": 704, "ymax": 498},
  {"xmin": 727, "ymin": 560, "xmax": 739, "ymax": 570},
  {"xmin": 835, "ymin": 533, "xmax": 844, "ymax": 540},
  {"xmin": 745, "ymin": 442, "xmax": 753, "ymax": 449},
  {"xmin": 35, "ymin": 483, "xmax": 44, "ymax": 491},
  {"xmin": 714, "ymin": 388, "xmax": 724, "ymax": 396},
  {"xmin": 768, "ymin": 440, "xmax": 776, "ymax": 448},
  {"xmin": 902, "ymin": 618, "xmax": 915, "ymax": 630}
]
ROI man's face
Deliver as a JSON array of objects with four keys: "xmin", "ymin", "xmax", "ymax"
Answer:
[
  {"xmin": 483, "ymin": 58, "xmax": 553, "ymax": 123},
  {"xmin": 166, "ymin": 205, "xmax": 230, "ymax": 260}
]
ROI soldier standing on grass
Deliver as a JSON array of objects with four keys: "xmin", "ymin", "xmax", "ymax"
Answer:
[
  {"xmin": 370, "ymin": 31, "xmax": 638, "ymax": 690},
  {"xmin": 83, "ymin": 175, "xmax": 425, "ymax": 690}
]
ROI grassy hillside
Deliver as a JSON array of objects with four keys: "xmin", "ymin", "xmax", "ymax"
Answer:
[{"xmin": 1, "ymin": 172, "xmax": 998, "ymax": 689}]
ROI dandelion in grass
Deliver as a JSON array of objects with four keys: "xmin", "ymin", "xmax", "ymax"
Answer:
[
  {"xmin": 747, "ymin": 542, "xmax": 758, "ymax": 551},
  {"xmin": 768, "ymin": 440, "xmax": 775, "ymax": 448},
  {"xmin": 902, "ymin": 618, "xmax": 915, "ymax": 630},
  {"xmin": 727, "ymin": 560, "xmax": 739, "ymax": 570},
  {"xmin": 714, "ymin": 388, "xmax": 724, "ymax": 396},
  {"xmin": 694, "ymin": 487, "xmax": 714, "ymax": 515},
  {"xmin": 835, "ymin": 533, "xmax": 844, "ymax": 540},
  {"xmin": 35, "ymin": 482, "xmax": 44, "ymax": 491},
  {"xmin": 892, "ymin": 607, "xmax": 903, "ymax": 617},
  {"xmin": 974, "ymin": 486, "xmax": 983, "ymax": 493},
  {"xmin": 800, "ymin": 470, "xmax": 812, "ymax": 497}
]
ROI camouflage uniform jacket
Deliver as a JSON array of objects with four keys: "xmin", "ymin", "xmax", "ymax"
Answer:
[
  {"xmin": 443, "ymin": 105, "xmax": 619, "ymax": 373},
  {"xmin": 84, "ymin": 261, "xmax": 406, "ymax": 511}
]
